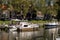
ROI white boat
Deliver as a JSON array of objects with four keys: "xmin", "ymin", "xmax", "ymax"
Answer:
[
  {"xmin": 9, "ymin": 25, "xmax": 17, "ymax": 31},
  {"xmin": 9, "ymin": 21, "xmax": 39, "ymax": 32},
  {"xmin": 44, "ymin": 22, "xmax": 59, "ymax": 29},
  {"xmin": 56, "ymin": 38, "xmax": 60, "ymax": 40},
  {"xmin": 45, "ymin": 22, "xmax": 58, "ymax": 25}
]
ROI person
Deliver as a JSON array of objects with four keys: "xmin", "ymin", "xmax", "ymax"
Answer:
[
  {"xmin": 26, "ymin": 4, "xmax": 37, "ymax": 20},
  {"xmin": 10, "ymin": 10, "xmax": 17, "ymax": 19},
  {"xmin": 43, "ymin": 13, "xmax": 52, "ymax": 20},
  {"xmin": 16, "ymin": 12, "xmax": 21, "ymax": 19},
  {"xmin": 31, "ymin": 9, "xmax": 37, "ymax": 20},
  {"xmin": 26, "ymin": 11, "xmax": 31, "ymax": 20},
  {"xmin": 1, "ymin": 9, "xmax": 10, "ymax": 21},
  {"xmin": 20, "ymin": 10, "xmax": 24, "ymax": 20},
  {"xmin": 36, "ymin": 11, "xmax": 44, "ymax": 20}
]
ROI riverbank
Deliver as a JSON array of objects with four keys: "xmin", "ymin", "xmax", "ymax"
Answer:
[
  {"xmin": 0, "ymin": 20, "xmax": 46, "ymax": 24},
  {"xmin": 0, "ymin": 20, "xmax": 58, "ymax": 28}
]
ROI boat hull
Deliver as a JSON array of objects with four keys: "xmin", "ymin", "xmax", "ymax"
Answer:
[{"xmin": 19, "ymin": 27, "xmax": 39, "ymax": 32}]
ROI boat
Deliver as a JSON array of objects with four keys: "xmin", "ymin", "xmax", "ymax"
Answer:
[
  {"xmin": 44, "ymin": 22, "xmax": 59, "ymax": 29},
  {"xmin": 56, "ymin": 38, "xmax": 60, "ymax": 40},
  {"xmin": 9, "ymin": 21, "xmax": 39, "ymax": 32}
]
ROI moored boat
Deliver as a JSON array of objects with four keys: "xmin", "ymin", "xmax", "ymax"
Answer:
[
  {"xmin": 44, "ymin": 22, "xmax": 59, "ymax": 29},
  {"xmin": 9, "ymin": 21, "xmax": 39, "ymax": 32}
]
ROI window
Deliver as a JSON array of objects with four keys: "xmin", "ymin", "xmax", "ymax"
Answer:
[{"xmin": 24, "ymin": 25, "xmax": 28, "ymax": 27}]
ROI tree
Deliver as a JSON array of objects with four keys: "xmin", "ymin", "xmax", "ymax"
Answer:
[{"xmin": 56, "ymin": 0, "xmax": 60, "ymax": 21}]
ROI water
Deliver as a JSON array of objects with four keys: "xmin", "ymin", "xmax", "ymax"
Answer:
[{"xmin": 0, "ymin": 28, "xmax": 44, "ymax": 40}]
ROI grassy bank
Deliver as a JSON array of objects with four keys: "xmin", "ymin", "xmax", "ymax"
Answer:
[
  {"xmin": 0, "ymin": 20, "xmax": 55, "ymax": 25},
  {"xmin": 0, "ymin": 20, "xmax": 47, "ymax": 24},
  {"xmin": 0, "ymin": 21, "xmax": 10, "ymax": 24}
]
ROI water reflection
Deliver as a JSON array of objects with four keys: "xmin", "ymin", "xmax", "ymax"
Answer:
[
  {"xmin": 11, "ymin": 30, "xmax": 44, "ymax": 40},
  {"xmin": 0, "ymin": 28, "xmax": 44, "ymax": 40}
]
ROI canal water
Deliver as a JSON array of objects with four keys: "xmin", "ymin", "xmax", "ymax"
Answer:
[{"xmin": 0, "ymin": 28, "xmax": 44, "ymax": 40}]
